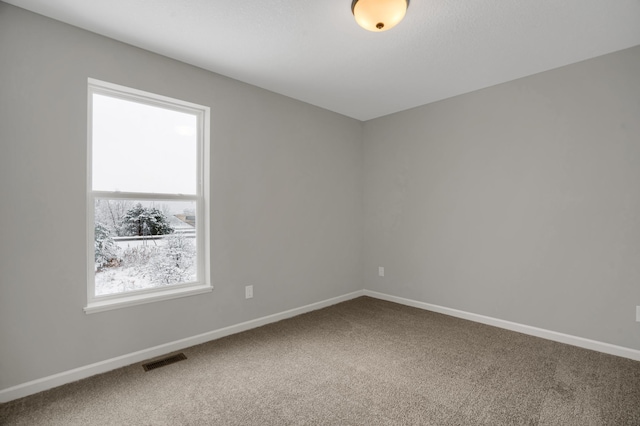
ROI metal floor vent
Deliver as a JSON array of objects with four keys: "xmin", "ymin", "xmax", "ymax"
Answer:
[{"xmin": 142, "ymin": 353, "xmax": 187, "ymax": 372}]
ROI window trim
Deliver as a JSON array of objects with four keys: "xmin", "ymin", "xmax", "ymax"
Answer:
[{"xmin": 85, "ymin": 78, "xmax": 211, "ymax": 314}]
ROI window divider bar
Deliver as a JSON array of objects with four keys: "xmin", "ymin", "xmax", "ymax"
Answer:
[{"xmin": 92, "ymin": 191, "xmax": 198, "ymax": 201}]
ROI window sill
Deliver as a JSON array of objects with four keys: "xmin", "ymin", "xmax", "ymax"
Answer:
[{"xmin": 84, "ymin": 284, "xmax": 213, "ymax": 314}]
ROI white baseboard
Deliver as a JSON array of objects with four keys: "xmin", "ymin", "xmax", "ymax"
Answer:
[
  {"xmin": 0, "ymin": 290, "xmax": 365, "ymax": 403},
  {"xmin": 363, "ymin": 289, "xmax": 640, "ymax": 362},
  {"xmin": 4, "ymin": 288, "xmax": 637, "ymax": 403}
]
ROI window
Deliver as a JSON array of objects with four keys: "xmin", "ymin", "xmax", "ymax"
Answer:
[{"xmin": 86, "ymin": 79, "xmax": 211, "ymax": 313}]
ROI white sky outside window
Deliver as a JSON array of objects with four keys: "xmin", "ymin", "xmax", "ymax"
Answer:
[{"xmin": 92, "ymin": 94, "xmax": 197, "ymax": 194}]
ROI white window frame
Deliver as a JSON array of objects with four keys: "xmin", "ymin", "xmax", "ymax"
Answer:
[{"xmin": 85, "ymin": 78, "xmax": 211, "ymax": 314}]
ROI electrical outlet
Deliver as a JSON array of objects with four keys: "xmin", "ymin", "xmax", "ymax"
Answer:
[
  {"xmin": 636, "ymin": 306, "xmax": 640, "ymax": 322},
  {"xmin": 245, "ymin": 285, "xmax": 253, "ymax": 299},
  {"xmin": 378, "ymin": 266, "xmax": 384, "ymax": 277}
]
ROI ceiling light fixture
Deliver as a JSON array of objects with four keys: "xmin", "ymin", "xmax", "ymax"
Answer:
[{"xmin": 351, "ymin": 0, "xmax": 409, "ymax": 32}]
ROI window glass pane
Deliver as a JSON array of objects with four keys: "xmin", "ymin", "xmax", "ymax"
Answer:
[
  {"xmin": 92, "ymin": 93, "xmax": 197, "ymax": 194},
  {"xmin": 94, "ymin": 199, "xmax": 197, "ymax": 296}
]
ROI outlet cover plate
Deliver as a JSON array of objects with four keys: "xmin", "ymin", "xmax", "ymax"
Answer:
[{"xmin": 245, "ymin": 285, "xmax": 253, "ymax": 299}]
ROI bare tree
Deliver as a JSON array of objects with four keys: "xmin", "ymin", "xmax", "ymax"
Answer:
[{"xmin": 95, "ymin": 199, "xmax": 134, "ymax": 236}]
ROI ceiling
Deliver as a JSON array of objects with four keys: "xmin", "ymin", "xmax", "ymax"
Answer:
[{"xmin": 5, "ymin": 0, "xmax": 640, "ymax": 121}]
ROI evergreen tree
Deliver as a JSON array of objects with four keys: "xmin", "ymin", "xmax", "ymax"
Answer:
[{"xmin": 122, "ymin": 203, "xmax": 174, "ymax": 236}]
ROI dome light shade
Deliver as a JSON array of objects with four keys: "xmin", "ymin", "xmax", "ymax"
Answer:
[{"xmin": 351, "ymin": 0, "xmax": 409, "ymax": 32}]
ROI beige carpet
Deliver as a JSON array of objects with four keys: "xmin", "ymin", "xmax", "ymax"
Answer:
[{"xmin": 1, "ymin": 296, "xmax": 639, "ymax": 425}]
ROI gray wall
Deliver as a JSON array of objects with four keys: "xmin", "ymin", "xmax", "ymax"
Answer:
[
  {"xmin": 0, "ymin": 3, "xmax": 363, "ymax": 390},
  {"xmin": 364, "ymin": 45, "xmax": 640, "ymax": 351}
]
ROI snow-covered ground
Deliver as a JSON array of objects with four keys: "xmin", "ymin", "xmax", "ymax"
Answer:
[
  {"xmin": 95, "ymin": 266, "xmax": 158, "ymax": 295},
  {"xmin": 95, "ymin": 264, "xmax": 197, "ymax": 295},
  {"xmin": 95, "ymin": 236, "xmax": 196, "ymax": 296}
]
